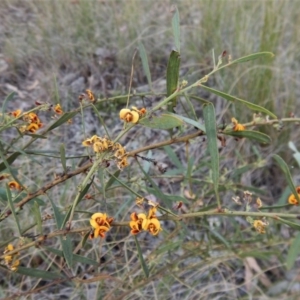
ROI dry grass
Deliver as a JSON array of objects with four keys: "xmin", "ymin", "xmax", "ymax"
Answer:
[{"xmin": 1, "ymin": 0, "xmax": 300, "ymax": 299}]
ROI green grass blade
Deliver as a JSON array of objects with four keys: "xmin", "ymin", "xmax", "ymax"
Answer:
[
  {"xmin": 203, "ymin": 103, "xmax": 220, "ymax": 207},
  {"xmin": 172, "ymin": 7, "xmax": 180, "ymax": 53},
  {"xmin": 46, "ymin": 111, "xmax": 77, "ymax": 132},
  {"xmin": 139, "ymin": 113, "xmax": 184, "ymax": 130},
  {"xmin": 200, "ymin": 85, "xmax": 277, "ymax": 119},
  {"xmin": 138, "ymin": 42, "xmax": 152, "ymax": 90},
  {"xmin": 134, "ymin": 235, "xmax": 149, "ymax": 278},
  {"xmin": 60, "ymin": 144, "xmax": 67, "ymax": 174},
  {"xmin": 286, "ymin": 232, "xmax": 300, "ymax": 270},
  {"xmin": 224, "ymin": 130, "xmax": 271, "ymax": 144},
  {"xmin": 6, "ymin": 184, "xmax": 22, "ymax": 236},
  {"xmin": 17, "ymin": 266, "xmax": 64, "ymax": 279},
  {"xmin": 231, "ymin": 51, "xmax": 274, "ymax": 65},
  {"xmin": 273, "ymin": 154, "xmax": 300, "ymax": 203},
  {"xmin": 166, "ymin": 50, "xmax": 180, "ymax": 112}
]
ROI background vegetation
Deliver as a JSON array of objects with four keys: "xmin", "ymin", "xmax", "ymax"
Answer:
[{"xmin": 1, "ymin": 0, "xmax": 300, "ymax": 299}]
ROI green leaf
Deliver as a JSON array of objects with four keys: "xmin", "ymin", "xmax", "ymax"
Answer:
[
  {"xmin": 61, "ymin": 178, "xmax": 94, "ymax": 228},
  {"xmin": 172, "ymin": 7, "xmax": 180, "ymax": 53},
  {"xmin": 200, "ymin": 85, "xmax": 277, "ymax": 119},
  {"xmin": 16, "ymin": 266, "xmax": 63, "ymax": 280},
  {"xmin": 46, "ymin": 111, "xmax": 77, "ymax": 132},
  {"xmin": 260, "ymin": 204, "xmax": 290, "ymax": 210},
  {"xmin": 139, "ymin": 113, "xmax": 183, "ymax": 130},
  {"xmin": 138, "ymin": 42, "xmax": 152, "ymax": 90},
  {"xmin": 60, "ymin": 235, "xmax": 73, "ymax": 269},
  {"xmin": 273, "ymin": 154, "xmax": 300, "ymax": 203},
  {"xmin": 225, "ymin": 130, "xmax": 271, "ymax": 144},
  {"xmin": 134, "ymin": 235, "xmax": 149, "ymax": 278},
  {"xmin": 6, "ymin": 184, "xmax": 22, "ymax": 236},
  {"xmin": 230, "ymin": 52, "xmax": 274, "ymax": 65},
  {"xmin": 49, "ymin": 197, "xmax": 64, "ymax": 229},
  {"xmin": 239, "ymin": 250, "xmax": 277, "ymax": 260},
  {"xmin": 276, "ymin": 217, "xmax": 300, "ymax": 231},
  {"xmin": 286, "ymin": 232, "xmax": 300, "ymax": 270},
  {"xmin": 182, "ymin": 94, "xmax": 198, "ymax": 121},
  {"xmin": 60, "ymin": 144, "xmax": 67, "ymax": 174},
  {"xmin": 0, "ymin": 152, "xmax": 20, "ymax": 172},
  {"xmin": 163, "ymin": 145, "xmax": 183, "ymax": 170},
  {"xmin": 105, "ymin": 170, "xmax": 120, "ymax": 191},
  {"xmin": 203, "ymin": 103, "xmax": 219, "ymax": 203},
  {"xmin": 44, "ymin": 246, "xmax": 99, "ymax": 266},
  {"xmin": 166, "ymin": 50, "xmax": 180, "ymax": 112},
  {"xmin": 1, "ymin": 92, "xmax": 15, "ymax": 118},
  {"xmin": 33, "ymin": 201, "xmax": 42, "ymax": 234},
  {"xmin": 169, "ymin": 113, "xmax": 206, "ymax": 132},
  {"xmin": 205, "ymin": 225, "xmax": 231, "ymax": 249}
]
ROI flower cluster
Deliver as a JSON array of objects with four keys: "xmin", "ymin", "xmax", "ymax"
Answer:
[
  {"xmin": 53, "ymin": 104, "xmax": 63, "ymax": 115},
  {"xmin": 231, "ymin": 117, "xmax": 245, "ymax": 131},
  {"xmin": 8, "ymin": 180, "xmax": 23, "ymax": 191},
  {"xmin": 9, "ymin": 109, "xmax": 22, "ymax": 118},
  {"xmin": 288, "ymin": 187, "xmax": 300, "ymax": 205},
  {"xmin": 79, "ymin": 89, "xmax": 95, "ymax": 102},
  {"xmin": 252, "ymin": 219, "xmax": 268, "ymax": 234},
  {"xmin": 119, "ymin": 106, "xmax": 146, "ymax": 124},
  {"xmin": 82, "ymin": 135, "xmax": 114, "ymax": 153},
  {"xmin": 129, "ymin": 207, "xmax": 162, "ymax": 236},
  {"xmin": 82, "ymin": 135, "xmax": 129, "ymax": 169},
  {"xmin": 19, "ymin": 112, "xmax": 43, "ymax": 134},
  {"xmin": 3, "ymin": 244, "xmax": 20, "ymax": 271},
  {"xmin": 89, "ymin": 212, "xmax": 113, "ymax": 239}
]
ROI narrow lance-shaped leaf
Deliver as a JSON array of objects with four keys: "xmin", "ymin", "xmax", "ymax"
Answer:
[
  {"xmin": 172, "ymin": 7, "xmax": 180, "ymax": 53},
  {"xmin": 44, "ymin": 246, "xmax": 99, "ymax": 266},
  {"xmin": 6, "ymin": 184, "xmax": 22, "ymax": 236},
  {"xmin": 200, "ymin": 85, "xmax": 277, "ymax": 119},
  {"xmin": 49, "ymin": 197, "xmax": 73, "ymax": 268},
  {"xmin": 134, "ymin": 235, "xmax": 149, "ymax": 278},
  {"xmin": 62, "ymin": 178, "xmax": 94, "ymax": 228},
  {"xmin": 276, "ymin": 217, "xmax": 300, "ymax": 231},
  {"xmin": 33, "ymin": 201, "xmax": 42, "ymax": 234},
  {"xmin": 60, "ymin": 144, "xmax": 67, "ymax": 174},
  {"xmin": 49, "ymin": 197, "xmax": 64, "ymax": 229},
  {"xmin": 138, "ymin": 42, "xmax": 152, "ymax": 90},
  {"xmin": 286, "ymin": 232, "xmax": 300, "ymax": 270},
  {"xmin": 230, "ymin": 52, "xmax": 274, "ymax": 65},
  {"xmin": 17, "ymin": 267, "xmax": 64, "ymax": 280},
  {"xmin": 60, "ymin": 235, "xmax": 73, "ymax": 269},
  {"xmin": 1, "ymin": 92, "xmax": 15, "ymax": 120},
  {"xmin": 225, "ymin": 130, "xmax": 271, "ymax": 144},
  {"xmin": 203, "ymin": 103, "xmax": 220, "ymax": 206},
  {"xmin": 46, "ymin": 111, "xmax": 77, "ymax": 132},
  {"xmin": 105, "ymin": 169, "xmax": 121, "ymax": 191},
  {"xmin": 166, "ymin": 50, "xmax": 180, "ymax": 112},
  {"xmin": 169, "ymin": 113, "xmax": 206, "ymax": 132},
  {"xmin": 139, "ymin": 113, "xmax": 184, "ymax": 130},
  {"xmin": 273, "ymin": 154, "xmax": 300, "ymax": 203}
]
